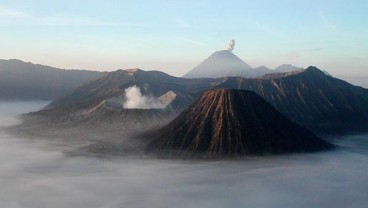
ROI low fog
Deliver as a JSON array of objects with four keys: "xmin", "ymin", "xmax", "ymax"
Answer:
[{"xmin": 1, "ymin": 102, "xmax": 368, "ymax": 208}]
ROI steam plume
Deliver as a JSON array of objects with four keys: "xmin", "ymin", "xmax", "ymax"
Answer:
[
  {"xmin": 123, "ymin": 85, "xmax": 167, "ymax": 109},
  {"xmin": 227, "ymin": 39, "xmax": 235, "ymax": 51}
]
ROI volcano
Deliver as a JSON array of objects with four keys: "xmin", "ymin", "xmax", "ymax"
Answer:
[
  {"xmin": 146, "ymin": 89, "xmax": 333, "ymax": 158},
  {"xmin": 38, "ymin": 67, "xmax": 368, "ymax": 134},
  {"xmin": 183, "ymin": 50, "xmax": 253, "ymax": 78}
]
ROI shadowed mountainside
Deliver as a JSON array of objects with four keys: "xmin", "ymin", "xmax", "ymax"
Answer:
[
  {"xmin": 31, "ymin": 66, "xmax": 368, "ymax": 134},
  {"xmin": 0, "ymin": 59, "xmax": 104, "ymax": 100},
  {"xmin": 215, "ymin": 67, "xmax": 368, "ymax": 133},
  {"xmin": 146, "ymin": 89, "xmax": 333, "ymax": 159}
]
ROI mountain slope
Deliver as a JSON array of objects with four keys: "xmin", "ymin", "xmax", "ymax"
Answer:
[
  {"xmin": 38, "ymin": 66, "xmax": 368, "ymax": 134},
  {"xmin": 215, "ymin": 67, "xmax": 368, "ymax": 133},
  {"xmin": 183, "ymin": 50, "xmax": 253, "ymax": 78},
  {"xmin": 146, "ymin": 89, "xmax": 333, "ymax": 158},
  {"xmin": 0, "ymin": 59, "xmax": 104, "ymax": 100},
  {"xmin": 44, "ymin": 68, "xmax": 213, "ymax": 112}
]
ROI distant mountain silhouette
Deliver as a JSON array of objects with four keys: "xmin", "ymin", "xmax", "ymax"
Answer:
[
  {"xmin": 245, "ymin": 64, "xmax": 303, "ymax": 79},
  {"xmin": 183, "ymin": 50, "xmax": 253, "ymax": 78},
  {"xmin": 146, "ymin": 89, "xmax": 333, "ymax": 158},
  {"xmin": 258, "ymin": 69, "xmax": 304, "ymax": 79},
  {"xmin": 273, "ymin": 64, "xmax": 303, "ymax": 73},
  {"xmin": 37, "ymin": 66, "xmax": 368, "ymax": 134},
  {"xmin": 247, "ymin": 66, "xmax": 273, "ymax": 78},
  {"xmin": 182, "ymin": 50, "xmax": 304, "ymax": 79},
  {"xmin": 0, "ymin": 59, "xmax": 104, "ymax": 100}
]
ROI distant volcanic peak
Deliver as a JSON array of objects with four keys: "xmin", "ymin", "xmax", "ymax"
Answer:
[
  {"xmin": 305, "ymin": 65, "xmax": 322, "ymax": 72},
  {"xmin": 210, "ymin": 50, "xmax": 240, "ymax": 59},
  {"xmin": 183, "ymin": 49, "xmax": 253, "ymax": 78},
  {"xmin": 147, "ymin": 89, "xmax": 333, "ymax": 158},
  {"xmin": 204, "ymin": 50, "xmax": 247, "ymax": 66},
  {"xmin": 274, "ymin": 64, "xmax": 302, "ymax": 73},
  {"xmin": 244, "ymin": 66, "xmax": 274, "ymax": 78},
  {"xmin": 278, "ymin": 64, "xmax": 294, "ymax": 67},
  {"xmin": 255, "ymin": 66, "xmax": 271, "ymax": 70},
  {"xmin": 302, "ymin": 66, "xmax": 329, "ymax": 77},
  {"xmin": 125, "ymin": 68, "xmax": 142, "ymax": 73},
  {"xmin": 124, "ymin": 68, "xmax": 143, "ymax": 76}
]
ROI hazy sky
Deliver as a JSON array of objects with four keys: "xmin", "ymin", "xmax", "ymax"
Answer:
[{"xmin": 0, "ymin": 0, "xmax": 367, "ymax": 84}]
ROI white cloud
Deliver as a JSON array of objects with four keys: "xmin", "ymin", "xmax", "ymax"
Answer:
[
  {"xmin": 38, "ymin": 14, "xmax": 116, "ymax": 26},
  {"xmin": 0, "ymin": 6, "xmax": 115, "ymax": 27},
  {"xmin": 0, "ymin": 7, "xmax": 27, "ymax": 18}
]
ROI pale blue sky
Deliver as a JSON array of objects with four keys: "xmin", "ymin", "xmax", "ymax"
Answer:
[{"xmin": 0, "ymin": 0, "xmax": 367, "ymax": 86}]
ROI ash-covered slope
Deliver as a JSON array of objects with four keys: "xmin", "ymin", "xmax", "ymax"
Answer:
[
  {"xmin": 183, "ymin": 50, "xmax": 253, "ymax": 78},
  {"xmin": 0, "ymin": 59, "xmax": 104, "ymax": 100},
  {"xmin": 147, "ymin": 89, "xmax": 333, "ymax": 158},
  {"xmin": 44, "ymin": 68, "xmax": 207, "ymax": 113},
  {"xmin": 80, "ymin": 100, "xmax": 176, "ymax": 134}
]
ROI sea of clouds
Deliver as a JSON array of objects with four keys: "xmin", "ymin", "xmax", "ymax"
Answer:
[{"xmin": 0, "ymin": 102, "xmax": 367, "ymax": 208}]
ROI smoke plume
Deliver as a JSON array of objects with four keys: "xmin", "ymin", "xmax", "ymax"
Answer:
[
  {"xmin": 227, "ymin": 39, "xmax": 235, "ymax": 51},
  {"xmin": 123, "ymin": 85, "xmax": 167, "ymax": 109}
]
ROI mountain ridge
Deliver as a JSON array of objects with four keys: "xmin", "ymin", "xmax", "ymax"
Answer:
[
  {"xmin": 0, "ymin": 59, "xmax": 104, "ymax": 100},
  {"xmin": 33, "ymin": 66, "xmax": 368, "ymax": 134}
]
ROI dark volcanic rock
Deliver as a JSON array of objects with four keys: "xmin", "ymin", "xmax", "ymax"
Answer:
[{"xmin": 146, "ymin": 89, "xmax": 333, "ymax": 158}]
